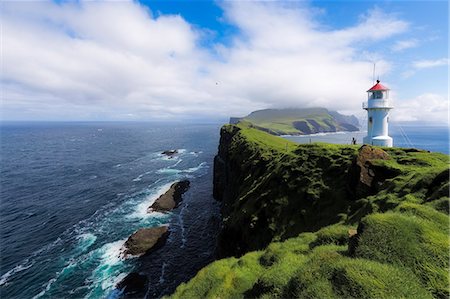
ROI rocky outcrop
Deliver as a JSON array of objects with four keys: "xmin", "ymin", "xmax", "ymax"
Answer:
[
  {"xmin": 117, "ymin": 272, "xmax": 148, "ymax": 297},
  {"xmin": 162, "ymin": 150, "xmax": 178, "ymax": 158},
  {"xmin": 348, "ymin": 145, "xmax": 391, "ymax": 198},
  {"xmin": 123, "ymin": 226, "xmax": 169, "ymax": 257},
  {"xmin": 148, "ymin": 180, "xmax": 190, "ymax": 212}
]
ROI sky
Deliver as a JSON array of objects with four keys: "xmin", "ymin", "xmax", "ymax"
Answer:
[{"xmin": 1, "ymin": 0, "xmax": 448, "ymax": 123}]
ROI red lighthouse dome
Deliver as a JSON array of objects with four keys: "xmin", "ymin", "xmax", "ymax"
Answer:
[{"xmin": 367, "ymin": 80, "xmax": 389, "ymax": 92}]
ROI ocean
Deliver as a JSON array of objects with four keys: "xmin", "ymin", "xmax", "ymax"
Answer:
[
  {"xmin": 283, "ymin": 122, "xmax": 449, "ymax": 155},
  {"xmin": 0, "ymin": 121, "xmax": 448, "ymax": 299},
  {"xmin": 0, "ymin": 122, "xmax": 221, "ymax": 298}
]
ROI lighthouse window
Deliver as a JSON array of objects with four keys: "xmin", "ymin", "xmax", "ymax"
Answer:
[
  {"xmin": 374, "ymin": 91, "xmax": 383, "ymax": 99},
  {"xmin": 369, "ymin": 117, "xmax": 373, "ymax": 123}
]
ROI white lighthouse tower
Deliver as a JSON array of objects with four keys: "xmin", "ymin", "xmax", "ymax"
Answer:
[{"xmin": 363, "ymin": 80, "xmax": 394, "ymax": 147}]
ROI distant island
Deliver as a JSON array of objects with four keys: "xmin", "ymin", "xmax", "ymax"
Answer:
[{"xmin": 230, "ymin": 107, "xmax": 359, "ymax": 135}]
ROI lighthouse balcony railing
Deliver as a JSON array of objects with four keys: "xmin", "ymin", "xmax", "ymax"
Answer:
[{"xmin": 362, "ymin": 100, "xmax": 393, "ymax": 109}]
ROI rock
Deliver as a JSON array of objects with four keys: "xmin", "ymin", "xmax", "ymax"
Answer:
[
  {"xmin": 349, "ymin": 145, "xmax": 391, "ymax": 198},
  {"xmin": 116, "ymin": 272, "xmax": 148, "ymax": 296},
  {"xmin": 161, "ymin": 150, "xmax": 178, "ymax": 158},
  {"xmin": 123, "ymin": 226, "xmax": 169, "ymax": 257},
  {"xmin": 148, "ymin": 180, "xmax": 190, "ymax": 212}
]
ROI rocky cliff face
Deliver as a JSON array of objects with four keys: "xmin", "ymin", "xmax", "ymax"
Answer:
[{"xmin": 213, "ymin": 124, "xmax": 449, "ymax": 257}]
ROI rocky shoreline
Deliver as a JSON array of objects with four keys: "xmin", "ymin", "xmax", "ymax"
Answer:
[{"xmin": 117, "ymin": 180, "xmax": 191, "ymax": 296}]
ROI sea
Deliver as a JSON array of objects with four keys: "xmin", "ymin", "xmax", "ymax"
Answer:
[
  {"xmin": 283, "ymin": 122, "xmax": 449, "ymax": 155},
  {"xmin": 0, "ymin": 122, "xmax": 221, "ymax": 298},
  {"xmin": 0, "ymin": 121, "xmax": 448, "ymax": 299}
]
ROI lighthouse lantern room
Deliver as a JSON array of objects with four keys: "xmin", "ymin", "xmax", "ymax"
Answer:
[{"xmin": 363, "ymin": 80, "xmax": 394, "ymax": 147}]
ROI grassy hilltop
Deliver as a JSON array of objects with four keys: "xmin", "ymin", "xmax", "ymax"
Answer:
[
  {"xmin": 231, "ymin": 108, "xmax": 359, "ymax": 135},
  {"xmin": 169, "ymin": 123, "xmax": 449, "ymax": 299}
]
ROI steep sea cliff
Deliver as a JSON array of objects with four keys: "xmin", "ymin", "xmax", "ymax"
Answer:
[{"xmin": 170, "ymin": 123, "xmax": 449, "ymax": 298}]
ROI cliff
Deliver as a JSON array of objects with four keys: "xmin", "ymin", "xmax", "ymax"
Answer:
[
  {"xmin": 231, "ymin": 108, "xmax": 359, "ymax": 135},
  {"xmin": 170, "ymin": 123, "xmax": 449, "ymax": 299}
]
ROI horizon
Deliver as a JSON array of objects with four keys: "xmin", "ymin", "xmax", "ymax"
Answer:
[{"xmin": 1, "ymin": 0, "xmax": 448, "ymax": 123}]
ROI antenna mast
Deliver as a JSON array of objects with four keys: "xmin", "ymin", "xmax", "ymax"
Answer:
[{"xmin": 372, "ymin": 62, "xmax": 376, "ymax": 85}]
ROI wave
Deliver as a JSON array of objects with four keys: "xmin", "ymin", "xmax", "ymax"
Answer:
[
  {"xmin": 76, "ymin": 233, "xmax": 97, "ymax": 254},
  {"xmin": 128, "ymin": 182, "xmax": 177, "ymax": 220},
  {"xmin": 0, "ymin": 262, "xmax": 34, "ymax": 286},
  {"xmin": 32, "ymin": 277, "xmax": 57, "ymax": 299},
  {"xmin": 184, "ymin": 162, "xmax": 208, "ymax": 173},
  {"xmin": 84, "ymin": 239, "xmax": 129, "ymax": 298},
  {"xmin": 189, "ymin": 151, "xmax": 203, "ymax": 157},
  {"xmin": 156, "ymin": 162, "xmax": 208, "ymax": 175},
  {"xmin": 0, "ymin": 236, "xmax": 63, "ymax": 287},
  {"xmin": 31, "ymin": 261, "xmax": 78, "ymax": 299},
  {"xmin": 168, "ymin": 158, "xmax": 183, "ymax": 168},
  {"xmin": 156, "ymin": 168, "xmax": 181, "ymax": 175}
]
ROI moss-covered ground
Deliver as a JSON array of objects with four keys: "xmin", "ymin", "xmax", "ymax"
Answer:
[{"xmin": 169, "ymin": 124, "xmax": 449, "ymax": 299}]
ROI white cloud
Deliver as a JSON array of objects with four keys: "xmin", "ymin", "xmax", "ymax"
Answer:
[
  {"xmin": 392, "ymin": 93, "xmax": 449, "ymax": 123},
  {"xmin": 401, "ymin": 57, "xmax": 448, "ymax": 78},
  {"xmin": 412, "ymin": 58, "xmax": 449, "ymax": 69},
  {"xmin": 1, "ymin": 1, "xmax": 413, "ymax": 120},
  {"xmin": 391, "ymin": 39, "xmax": 418, "ymax": 52}
]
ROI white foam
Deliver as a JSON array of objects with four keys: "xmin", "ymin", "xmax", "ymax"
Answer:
[
  {"xmin": 157, "ymin": 162, "xmax": 208, "ymax": 176},
  {"xmin": 132, "ymin": 174, "xmax": 143, "ymax": 182},
  {"xmin": 168, "ymin": 158, "xmax": 183, "ymax": 168},
  {"xmin": 84, "ymin": 239, "xmax": 128, "ymax": 297},
  {"xmin": 99, "ymin": 239, "xmax": 127, "ymax": 266},
  {"xmin": 183, "ymin": 162, "xmax": 208, "ymax": 173},
  {"xmin": 0, "ymin": 236, "xmax": 63, "ymax": 286},
  {"xmin": 77, "ymin": 233, "xmax": 97, "ymax": 252},
  {"xmin": 128, "ymin": 182, "xmax": 176, "ymax": 219},
  {"xmin": 0, "ymin": 262, "xmax": 34, "ymax": 286},
  {"xmin": 32, "ymin": 277, "xmax": 57, "ymax": 299},
  {"xmin": 132, "ymin": 171, "xmax": 153, "ymax": 182},
  {"xmin": 189, "ymin": 151, "xmax": 203, "ymax": 157},
  {"xmin": 156, "ymin": 168, "xmax": 181, "ymax": 175}
]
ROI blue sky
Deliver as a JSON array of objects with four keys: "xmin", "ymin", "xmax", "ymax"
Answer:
[{"xmin": 1, "ymin": 0, "xmax": 448, "ymax": 122}]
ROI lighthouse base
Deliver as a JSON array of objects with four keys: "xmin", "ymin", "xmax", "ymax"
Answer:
[{"xmin": 363, "ymin": 135, "xmax": 393, "ymax": 147}]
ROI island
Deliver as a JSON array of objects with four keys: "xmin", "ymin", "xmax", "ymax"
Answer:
[
  {"xmin": 230, "ymin": 107, "xmax": 360, "ymax": 135},
  {"xmin": 168, "ymin": 122, "xmax": 449, "ymax": 299}
]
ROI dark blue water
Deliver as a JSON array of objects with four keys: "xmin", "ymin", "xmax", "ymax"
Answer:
[
  {"xmin": 0, "ymin": 122, "xmax": 221, "ymax": 298},
  {"xmin": 284, "ymin": 122, "xmax": 449, "ymax": 154}
]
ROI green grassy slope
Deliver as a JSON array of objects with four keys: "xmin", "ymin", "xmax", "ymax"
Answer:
[
  {"xmin": 169, "ymin": 124, "xmax": 449, "ymax": 299},
  {"xmin": 238, "ymin": 108, "xmax": 359, "ymax": 135}
]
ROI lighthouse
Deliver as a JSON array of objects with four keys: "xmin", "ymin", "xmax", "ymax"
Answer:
[{"xmin": 363, "ymin": 80, "xmax": 393, "ymax": 147}]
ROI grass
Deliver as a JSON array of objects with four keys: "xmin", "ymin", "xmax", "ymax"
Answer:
[
  {"xmin": 354, "ymin": 206, "xmax": 449, "ymax": 298},
  {"xmin": 240, "ymin": 108, "xmax": 351, "ymax": 135},
  {"xmin": 170, "ymin": 124, "xmax": 450, "ymax": 298}
]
